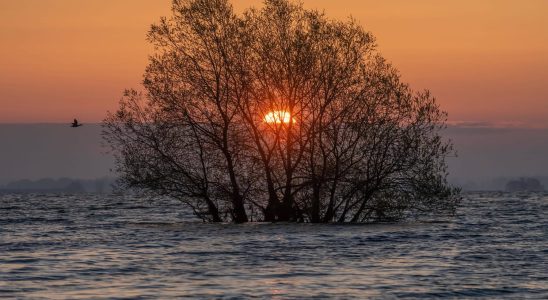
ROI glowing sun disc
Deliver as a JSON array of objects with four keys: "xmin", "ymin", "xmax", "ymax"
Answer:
[{"xmin": 264, "ymin": 110, "xmax": 293, "ymax": 124}]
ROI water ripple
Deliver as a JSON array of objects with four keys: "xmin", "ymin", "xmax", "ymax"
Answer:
[{"xmin": 0, "ymin": 192, "xmax": 547, "ymax": 298}]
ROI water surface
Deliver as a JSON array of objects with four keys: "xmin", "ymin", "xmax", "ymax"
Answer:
[{"xmin": 1, "ymin": 192, "xmax": 546, "ymax": 299}]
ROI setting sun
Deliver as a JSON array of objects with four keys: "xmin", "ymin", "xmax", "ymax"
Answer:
[{"xmin": 264, "ymin": 110, "xmax": 293, "ymax": 124}]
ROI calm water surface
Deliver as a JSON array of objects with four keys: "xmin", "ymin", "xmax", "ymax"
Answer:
[{"xmin": 0, "ymin": 192, "xmax": 546, "ymax": 299}]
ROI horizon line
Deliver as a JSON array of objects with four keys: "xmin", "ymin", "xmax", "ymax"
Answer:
[{"xmin": 1, "ymin": 122, "xmax": 547, "ymax": 130}]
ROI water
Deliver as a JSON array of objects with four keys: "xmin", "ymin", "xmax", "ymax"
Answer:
[{"xmin": 1, "ymin": 192, "xmax": 546, "ymax": 299}]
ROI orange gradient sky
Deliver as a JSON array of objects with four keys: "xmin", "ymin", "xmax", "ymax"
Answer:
[{"xmin": 1, "ymin": 0, "xmax": 547, "ymax": 126}]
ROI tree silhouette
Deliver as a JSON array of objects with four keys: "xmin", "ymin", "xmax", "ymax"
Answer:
[{"xmin": 103, "ymin": 0, "xmax": 460, "ymax": 223}]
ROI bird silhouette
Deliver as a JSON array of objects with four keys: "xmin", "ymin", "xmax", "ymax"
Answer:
[{"xmin": 71, "ymin": 119, "xmax": 83, "ymax": 128}]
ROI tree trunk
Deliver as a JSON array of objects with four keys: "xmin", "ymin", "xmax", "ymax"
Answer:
[
  {"xmin": 263, "ymin": 168, "xmax": 280, "ymax": 222},
  {"xmin": 278, "ymin": 182, "xmax": 295, "ymax": 222},
  {"xmin": 205, "ymin": 197, "xmax": 222, "ymax": 222},
  {"xmin": 310, "ymin": 179, "xmax": 321, "ymax": 223},
  {"xmin": 223, "ymin": 148, "xmax": 248, "ymax": 223},
  {"xmin": 264, "ymin": 189, "xmax": 280, "ymax": 222},
  {"xmin": 231, "ymin": 193, "xmax": 248, "ymax": 223}
]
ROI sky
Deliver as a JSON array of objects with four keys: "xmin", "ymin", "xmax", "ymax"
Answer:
[{"xmin": 1, "ymin": 0, "xmax": 547, "ymax": 126}]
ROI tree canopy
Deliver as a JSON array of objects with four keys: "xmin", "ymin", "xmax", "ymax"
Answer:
[{"xmin": 103, "ymin": 0, "xmax": 460, "ymax": 223}]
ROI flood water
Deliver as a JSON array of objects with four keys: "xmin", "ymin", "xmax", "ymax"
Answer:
[{"xmin": 1, "ymin": 192, "xmax": 546, "ymax": 299}]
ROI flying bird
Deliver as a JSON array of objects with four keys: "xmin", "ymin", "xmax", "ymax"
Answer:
[{"xmin": 71, "ymin": 119, "xmax": 83, "ymax": 128}]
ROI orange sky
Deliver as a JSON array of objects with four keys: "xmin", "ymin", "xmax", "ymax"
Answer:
[{"xmin": 1, "ymin": 0, "xmax": 547, "ymax": 127}]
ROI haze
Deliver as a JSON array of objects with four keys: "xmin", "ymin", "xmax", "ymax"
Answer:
[{"xmin": 2, "ymin": 123, "xmax": 548, "ymax": 190}]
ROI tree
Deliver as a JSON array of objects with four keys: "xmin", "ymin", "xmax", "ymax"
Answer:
[{"xmin": 103, "ymin": 0, "xmax": 460, "ymax": 223}]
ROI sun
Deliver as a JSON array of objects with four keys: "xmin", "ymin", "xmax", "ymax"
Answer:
[{"xmin": 264, "ymin": 110, "xmax": 293, "ymax": 124}]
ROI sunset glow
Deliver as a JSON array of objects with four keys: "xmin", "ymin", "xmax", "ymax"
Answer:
[
  {"xmin": 264, "ymin": 111, "xmax": 293, "ymax": 124},
  {"xmin": 1, "ymin": 1, "xmax": 548, "ymax": 125},
  {"xmin": 264, "ymin": 110, "xmax": 295, "ymax": 124}
]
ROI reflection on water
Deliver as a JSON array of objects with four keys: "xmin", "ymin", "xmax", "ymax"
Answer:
[{"xmin": 0, "ymin": 192, "xmax": 547, "ymax": 298}]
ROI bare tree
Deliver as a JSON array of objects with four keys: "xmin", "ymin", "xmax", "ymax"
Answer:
[{"xmin": 103, "ymin": 0, "xmax": 459, "ymax": 223}]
